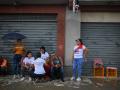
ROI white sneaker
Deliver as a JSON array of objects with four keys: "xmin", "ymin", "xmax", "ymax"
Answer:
[
  {"xmin": 28, "ymin": 77, "xmax": 32, "ymax": 82},
  {"xmin": 70, "ymin": 77, "xmax": 75, "ymax": 80},
  {"xmin": 13, "ymin": 75, "xmax": 16, "ymax": 79},
  {"xmin": 20, "ymin": 77, "xmax": 25, "ymax": 81},
  {"xmin": 17, "ymin": 75, "xmax": 21, "ymax": 78},
  {"xmin": 76, "ymin": 77, "xmax": 81, "ymax": 81}
]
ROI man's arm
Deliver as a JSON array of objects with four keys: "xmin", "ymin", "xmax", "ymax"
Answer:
[
  {"xmin": 59, "ymin": 57, "xmax": 63, "ymax": 67},
  {"xmin": 51, "ymin": 59, "xmax": 55, "ymax": 67}
]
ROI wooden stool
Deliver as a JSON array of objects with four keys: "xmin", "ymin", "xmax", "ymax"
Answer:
[
  {"xmin": 93, "ymin": 58, "xmax": 104, "ymax": 78},
  {"xmin": 106, "ymin": 67, "xmax": 118, "ymax": 78},
  {"xmin": 94, "ymin": 67, "xmax": 104, "ymax": 78}
]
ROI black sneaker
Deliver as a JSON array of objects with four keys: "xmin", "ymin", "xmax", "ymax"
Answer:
[{"xmin": 61, "ymin": 79, "xmax": 64, "ymax": 82}]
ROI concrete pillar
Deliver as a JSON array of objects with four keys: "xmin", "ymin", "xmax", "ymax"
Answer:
[{"xmin": 65, "ymin": 8, "xmax": 81, "ymax": 66}]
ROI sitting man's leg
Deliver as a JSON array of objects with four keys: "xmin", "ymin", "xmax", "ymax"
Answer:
[
  {"xmin": 51, "ymin": 67, "xmax": 56, "ymax": 80},
  {"xmin": 59, "ymin": 67, "xmax": 64, "ymax": 82}
]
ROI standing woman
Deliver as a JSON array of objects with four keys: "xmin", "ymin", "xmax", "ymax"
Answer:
[
  {"xmin": 12, "ymin": 39, "xmax": 25, "ymax": 79},
  {"xmin": 71, "ymin": 38, "xmax": 88, "ymax": 81}
]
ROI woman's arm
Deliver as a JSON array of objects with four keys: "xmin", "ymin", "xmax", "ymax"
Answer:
[
  {"xmin": 83, "ymin": 48, "xmax": 89, "ymax": 61},
  {"xmin": 71, "ymin": 51, "xmax": 74, "ymax": 61}
]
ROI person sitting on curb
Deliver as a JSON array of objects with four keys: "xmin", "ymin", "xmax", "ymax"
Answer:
[
  {"xmin": 20, "ymin": 51, "xmax": 35, "ymax": 81},
  {"xmin": 0, "ymin": 56, "xmax": 8, "ymax": 76},
  {"xmin": 30, "ymin": 53, "xmax": 46, "ymax": 82},
  {"xmin": 51, "ymin": 53, "xmax": 64, "ymax": 82},
  {"xmin": 37, "ymin": 46, "xmax": 51, "ymax": 80}
]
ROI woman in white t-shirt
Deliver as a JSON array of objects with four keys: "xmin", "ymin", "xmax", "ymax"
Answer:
[
  {"xmin": 21, "ymin": 51, "xmax": 35, "ymax": 81},
  {"xmin": 71, "ymin": 39, "xmax": 88, "ymax": 81},
  {"xmin": 39, "ymin": 47, "xmax": 51, "ymax": 79},
  {"xmin": 40, "ymin": 46, "xmax": 49, "ymax": 60},
  {"xmin": 30, "ymin": 53, "xmax": 46, "ymax": 81}
]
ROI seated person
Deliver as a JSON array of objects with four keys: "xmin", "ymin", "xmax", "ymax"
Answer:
[
  {"xmin": 51, "ymin": 53, "xmax": 64, "ymax": 82},
  {"xmin": 30, "ymin": 53, "xmax": 46, "ymax": 81},
  {"xmin": 40, "ymin": 47, "xmax": 51, "ymax": 79},
  {"xmin": 44, "ymin": 57, "xmax": 51, "ymax": 80},
  {"xmin": 37, "ymin": 47, "xmax": 51, "ymax": 80},
  {"xmin": 21, "ymin": 51, "xmax": 35, "ymax": 81},
  {"xmin": 0, "ymin": 56, "xmax": 8, "ymax": 76}
]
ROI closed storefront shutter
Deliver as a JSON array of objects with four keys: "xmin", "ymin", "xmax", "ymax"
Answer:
[
  {"xmin": 0, "ymin": 14, "xmax": 57, "ymax": 73},
  {"xmin": 81, "ymin": 22, "xmax": 120, "ymax": 76}
]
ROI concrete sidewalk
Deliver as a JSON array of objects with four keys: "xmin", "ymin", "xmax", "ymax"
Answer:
[{"xmin": 0, "ymin": 76, "xmax": 119, "ymax": 90}]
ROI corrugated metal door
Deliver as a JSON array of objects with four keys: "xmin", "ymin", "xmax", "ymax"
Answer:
[
  {"xmin": 81, "ymin": 22, "xmax": 120, "ymax": 76},
  {"xmin": 0, "ymin": 14, "xmax": 57, "ymax": 71}
]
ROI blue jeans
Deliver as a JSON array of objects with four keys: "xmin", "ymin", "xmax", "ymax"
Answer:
[
  {"xmin": 13, "ymin": 54, "xmax": 22, "ymax": 75},
  {"xmin": 51, "ymin": 67, "xmax": 64, "ymax": 81},
  {"xmin": 72, "ymin": 58, "xmax": 84, "ymax": 78}
]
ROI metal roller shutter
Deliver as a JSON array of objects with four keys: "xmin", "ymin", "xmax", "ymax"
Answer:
[
  {"xmin": 0, "ymin": 14, "xmax": 57, "ymax": 72},
  {"xmin": 81, "ymin": 22, "xmax": 120, "ymax": 76}
]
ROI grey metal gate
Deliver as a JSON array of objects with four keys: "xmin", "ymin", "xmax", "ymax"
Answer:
[
  {"xmin": 81, "ymin": 22, "xmax": 120, "ymax": 76},
  {"xmin": 0, "ymin": 14, "xmax": 57, "ymax": 73}
]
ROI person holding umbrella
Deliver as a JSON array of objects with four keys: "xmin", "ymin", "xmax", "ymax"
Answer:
[
  {"xmin": 2, "ymin": 32, "xmax": 26, "ymax": 78},
  {"xmin": 12, "ymin": 39, "xmax": 26, "ymax": 79}
]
